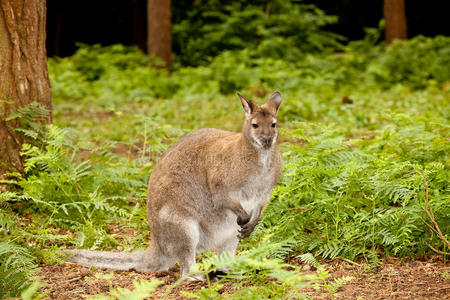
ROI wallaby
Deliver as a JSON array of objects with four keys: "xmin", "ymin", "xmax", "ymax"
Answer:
[{"xmin": 65, "ymin": 91, "xmax": 283, "ymax": 279}]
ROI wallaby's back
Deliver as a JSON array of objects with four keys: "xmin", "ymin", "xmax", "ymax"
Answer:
[{"xmin": 147, "ymin": 127, "xmax": 261, "ymax": 224}]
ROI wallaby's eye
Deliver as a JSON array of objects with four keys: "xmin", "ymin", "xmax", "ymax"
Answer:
[
  {"xmin": 252, "ymin": 124, "xmax": 258, "ymax": 128},
  {"xmin": 272, "ymin": 123, "xmax": 276, "ymax": 128}
]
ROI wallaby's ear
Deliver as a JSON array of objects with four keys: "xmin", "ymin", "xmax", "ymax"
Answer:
[
  {"xmin": 237, "ymin": 92, "xmax": 256, "ymax": 115},
  {"xmin": 263, "ymin": 91, "xmax": 282, "ymax": 115}
]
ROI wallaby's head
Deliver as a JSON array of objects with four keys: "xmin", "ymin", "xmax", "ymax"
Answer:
[{"xmin": 238, "ymin": 91, "xmax": 282, "ymax": 150}]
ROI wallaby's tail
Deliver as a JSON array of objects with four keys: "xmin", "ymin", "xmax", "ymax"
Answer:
[{"xmin": 64, "ymin": 249, "xmax": 150, "ymax": 272}]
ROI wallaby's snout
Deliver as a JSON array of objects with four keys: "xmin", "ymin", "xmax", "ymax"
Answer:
[
  {"xmin": 237, "ymin": 91, "xmax": 282, "ymax": 150},
  {"xmin": 261, "ymin": 136, "xmax": 272, "ymax": 148}
]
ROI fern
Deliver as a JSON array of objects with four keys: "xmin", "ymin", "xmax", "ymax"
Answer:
[
  {"xmin": 5, "ymin": 102, "xmax": 50, "ymax": 141},
  {"xmin": 316, "ymin": 241, "xmax": 344, "ymax": 259},
  {"xmin": 0, "ymin": 264, "xmax": 32, "ymax": 299},
  {"xmin": 87, "ymin": 279, "xmax": 163, "ymax": 300},
  {"xmin": 17, "ymin": 125, "xmax": 147, "ymax": 231},
  {"xmin": 0, "ymin": 241, "xmax": 37, "ymax": 298},
  {"xmin": 184, "ymin": 238, "xmax": 328, "ymax": 299},
  {"xmin": 261, "ymin": 113, "xmax": 449, "ymax": 261},
  {"xmin": 0, "ymin": 191, "xmax": 17, "ymax": 205},
  {"xmin": 298, "ymin": 253, "xmax": 320, "ymax": 268},
  {"xmin": 323, "ymin": 275, "xmax": 355, "ymax": 296}
]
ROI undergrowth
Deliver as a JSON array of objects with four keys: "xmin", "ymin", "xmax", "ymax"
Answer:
[
  {"xmin": 0, "ymin": 35, "xmax": 449, "ymax": 298},
  {"xmin": 261, "ymin": 115, "xmax": 449, "ymax": 263},
  {"xmin": 181, "ymin": 239, "xmax": 328, "ymax": 299}
]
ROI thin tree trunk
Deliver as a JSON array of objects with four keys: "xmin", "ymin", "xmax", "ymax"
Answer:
[
  {"xmin": 0, "ymin": 0, "xmax": 52, "ymax": 175},
  {"xmin": 147, "ymin": 0, "xmax": 171, "ymax": 67},
  {"xmin": 384, "ymin": 0, "xmax": 407, "ymax": 44}
]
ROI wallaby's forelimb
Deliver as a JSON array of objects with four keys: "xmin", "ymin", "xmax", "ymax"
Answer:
[
  {"xmin": 238, "ymin": 205, "xmax": 263, "ymax": 239},
  {"xmin": 224, "ymin": 196, "xmax": 261, "ymax": 239},
  {"xmin": 225, "ymin": 196, "xmax": 251, "ymax": 225}
]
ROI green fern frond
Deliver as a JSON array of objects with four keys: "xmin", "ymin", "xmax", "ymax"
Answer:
[
  {"xmin": 0, "ymin": 242, "xmax": 37, "ymax": 298},
  {"xmin": 0, "ymin": 264, "xmax": 32, "ymax": 299},
  {"xmin": 298, "ymin": 253, "xmax": 320, "ymax": 268},
  {"xmin": 87, "ymin": 279, "xmax": 163, "ymax": 300},
  {"xmin": 316, "ymin": 242, "xmax": 344, "ymax": 259},
  {"xmin": 324, "ymin": 275, "xmax": 355, "ymax": 295}
]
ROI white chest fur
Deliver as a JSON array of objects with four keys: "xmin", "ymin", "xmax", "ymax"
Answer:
[{"xmin": 231, "ymin": 149, "xmax": 274, "ymax": 214}]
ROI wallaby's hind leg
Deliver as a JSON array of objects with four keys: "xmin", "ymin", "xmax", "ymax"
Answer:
[
  {"xmin": 157, "ymin": 228, "xmax": 199, "ymax": 278},
  {"xmin": 179, "ymin": 248, "xmax": 197, "ymax": 278},
  {"xmin": 212, "ymin": 236, "xmax": 239, "ymax": 278},
  {"xmin": 176, "ymin": 224, "xmax": 201, "ymax": 278},
  {"xmin": 155, "ymin": 207, "xmax": 200, "ymax": 278}
]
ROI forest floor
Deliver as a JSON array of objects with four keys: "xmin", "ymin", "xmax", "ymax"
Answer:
[{"xmin": 37, "ymin": 255, "xmax": 449, "ymax": 299}]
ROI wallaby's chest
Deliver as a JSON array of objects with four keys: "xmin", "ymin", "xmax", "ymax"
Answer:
[{"xmin": 230, "ymin": 152, "xmax": 275, "ymax": 213}]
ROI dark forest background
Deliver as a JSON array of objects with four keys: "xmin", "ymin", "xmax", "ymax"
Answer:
[{"xmin": 46, "ymin": 0, "xmax": 450, "ymax": 57}]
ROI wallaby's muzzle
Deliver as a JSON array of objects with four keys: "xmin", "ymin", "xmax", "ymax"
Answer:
[{"xmin": 261, "ymin": 136, "xmax": 272, "ymax": 148}]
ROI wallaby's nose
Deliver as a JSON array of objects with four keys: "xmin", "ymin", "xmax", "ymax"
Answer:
[{"xmin": 261, "ymin": 136, "xmax": 272, "ymax": 147}]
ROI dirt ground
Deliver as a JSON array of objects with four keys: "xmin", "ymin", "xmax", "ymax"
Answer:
[{"xmin": 36, "ymin": 255, "xmax": 449, "ymax": 299}]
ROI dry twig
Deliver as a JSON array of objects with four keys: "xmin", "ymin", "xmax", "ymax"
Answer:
[
  {"xmin": 336, "ymin": 256, "xmax": 361, "ymax": 267},
  {"xmin": 412, "ymin": 166, "xmax": 450, "ymax": 250},
  {"xmin": 426, "ymin": 242, "xmax": 450, "ymax": 255}
]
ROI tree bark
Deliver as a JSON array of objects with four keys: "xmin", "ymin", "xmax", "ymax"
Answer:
[
  {"xmin": 147, "ymin": 0, "xmax": 171, "ymax": 68},
  {"xmin": 0, "ymin": 0, "xmax": 52, "ymax": 175},
  {"xmin": 384, "ymin": 0, "xmax": 407, "ymax": 44}
]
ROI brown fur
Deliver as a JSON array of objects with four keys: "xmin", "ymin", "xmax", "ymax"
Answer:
[{"xmin": 65, "ymin": 92, "xmax": 283, "ymax": 279}]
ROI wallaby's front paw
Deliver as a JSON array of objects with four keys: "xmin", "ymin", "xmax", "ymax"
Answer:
[
  {"xmin": 237, "ymin": 213, "xmax": 251, "ymax": 226},
  {"xmin": 238, "ymin": 221, "xmax": 256, "ymax": 239}
]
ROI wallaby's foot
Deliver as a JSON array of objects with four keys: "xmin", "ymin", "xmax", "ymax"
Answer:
[
  {"xmin": 188, "ymin": 270, "xmax": 228, "ymax": 281},
  {"xmin": 208, "ymin": 268, "xmax": 229, "ymax": 280}
]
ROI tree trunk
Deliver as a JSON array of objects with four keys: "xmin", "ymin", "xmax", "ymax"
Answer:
[
  {"xmin": 0, "ymin": 0, "xmax": 52, "ymax": 176},
  {"xmin": 384, "ymin": 0, "xmax": 407, "ymax": 44},
  {"xmin": 147, "ymin": 0, "xmax": 171, "ymax": 68}
]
